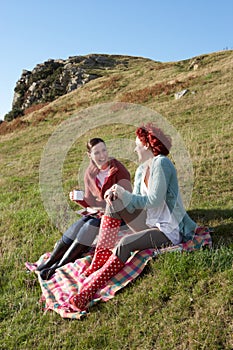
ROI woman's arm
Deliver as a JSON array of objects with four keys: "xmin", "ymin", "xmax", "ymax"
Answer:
[
  {"xmin": 119, "ymin": 157, "xmax": 173, "ymax": 211},
  {"xmin": 80, "ymin": 184, "xmax": 106, "ymax": 209},
  {"xmin": 75, "ymin": 170, "xmax": 106, "ymax": 209},
  {"xmin": 115, "ymin": 161, "xmax": 132, "ymax": 193}
]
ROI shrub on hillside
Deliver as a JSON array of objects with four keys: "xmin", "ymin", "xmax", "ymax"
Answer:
[{"xmin": 4, "ymin": 107, "xmax": 24, "ymax": 122}]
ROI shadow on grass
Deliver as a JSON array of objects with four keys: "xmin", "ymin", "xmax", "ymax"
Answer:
[{"xmin": 188, "ymin": 208, "xmax": 233, "ymax": 246}]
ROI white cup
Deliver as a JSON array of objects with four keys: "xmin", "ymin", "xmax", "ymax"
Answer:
[{"xmin": 73, "ymin": 190, "xmax": 84, "ymax": 200}]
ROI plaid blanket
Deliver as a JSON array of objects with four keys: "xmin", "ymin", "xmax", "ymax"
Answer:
[{"xmin": 25, "ymin": 229, "xmax": 212, "ymax": 320}]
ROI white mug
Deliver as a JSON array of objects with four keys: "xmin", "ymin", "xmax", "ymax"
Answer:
[{"xmin": 73, "ymin": 190, "xmax": 84, "ymax": 200}]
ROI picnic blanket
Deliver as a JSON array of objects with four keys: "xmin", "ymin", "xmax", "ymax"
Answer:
[{"xmin": 25, "ymin": 228, "xmax": 212, "ymax": 320}]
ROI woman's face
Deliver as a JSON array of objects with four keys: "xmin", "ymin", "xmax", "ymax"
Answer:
[
  {"xmin": 89, "ymin": 142, "xmax": 109, "ymax": 169},
  {"xmin": 134, "ymin": 137, "xmax": 152, "ymax": 163}
]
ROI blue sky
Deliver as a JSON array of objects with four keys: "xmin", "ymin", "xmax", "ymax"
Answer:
[{"xmin": 0, "ymin": 0, "xmax": 232, "ymax": 120}]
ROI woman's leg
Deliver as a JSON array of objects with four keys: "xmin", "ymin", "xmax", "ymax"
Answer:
[
  {"xmin": 105, "ymin": 198, "xmax": 148, "ymax": 232},
  {"xmin": 69, "ymin": 228, "xmax": 171, "ymax": 311},
  {"xmin": 84, "ymin": 215, "xmax": 121, "ymax": 276},
  {"xmin": 36, "ymin": 238, "xmax": 70, "ymax": 271},
  {"xmin": 39, "ymin": 217, "xmax": 101, "ymax": 279},
  {"xmin": 37, "ymin": 216, "xmax": 94, "ymax": 272},
  {"xmin": 62, "ymin": 216, "xmax": 93, "ymax": 242},
  {"xmin": 76, "ymin": 217, "xmax": 101, "ymax": 247},
  {"xmin": 84, "ymin": 200, "xmax": 148, "ymax": 276},
  {"xmin": 114, "ymin": 227, "xmax": 171, "ymax": 263},
  {"xmin": 70, "ymin": 253, "xmax": 125, "ymax": 311},
  {"xmin": 69, "ymin": 209, "xmax": 171, "ymax": 310}
]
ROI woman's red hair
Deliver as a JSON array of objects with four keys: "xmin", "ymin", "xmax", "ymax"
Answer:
[{"xmin": 136, "ymin": 123, "xmax": 172, "ymax": 156}]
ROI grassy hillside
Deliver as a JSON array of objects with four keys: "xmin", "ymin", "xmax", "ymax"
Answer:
[{"xmin": 0, "ymin": 50, "xmax": 232, "ymax": 350}]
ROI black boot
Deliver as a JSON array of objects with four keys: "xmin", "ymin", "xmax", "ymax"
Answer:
[
  {"xmin": 36, "ymin": 239, "xmax": 70, "ymax": 272},
  {"xmin": 40, "ymin": 241, "xmax": 89, "ymax": 280}
]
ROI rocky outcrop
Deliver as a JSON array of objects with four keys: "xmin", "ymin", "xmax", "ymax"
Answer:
[{"xmin": 6, "ymin": 54, "xmax": 128, "ymax": 121}]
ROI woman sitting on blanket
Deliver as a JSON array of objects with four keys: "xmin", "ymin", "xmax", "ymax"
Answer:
[
  {"xmin": 70, "ymin": 123, "xmax": 205, "ymax": 311},
  {"xmin": 36, "ymin": 137, "xmax": 132, "ymax": 279}
]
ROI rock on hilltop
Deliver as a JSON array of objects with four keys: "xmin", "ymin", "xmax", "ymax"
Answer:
[{"xmin": 5, "ymin": 54, "xmax": 131, "ymax": 121}]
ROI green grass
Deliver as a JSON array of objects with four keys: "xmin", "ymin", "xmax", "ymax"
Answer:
[{"xmin": 0, "ymin": 50, "xmax": 233, "ymax": 350}]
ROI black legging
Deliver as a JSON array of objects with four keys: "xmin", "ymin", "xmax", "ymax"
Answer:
[{"xmin": 114, "ymin": 228, "xmax": 170, "ymax": 262}]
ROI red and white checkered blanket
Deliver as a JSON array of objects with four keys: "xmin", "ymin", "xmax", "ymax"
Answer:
[{"xmin": 25, "ymin": 229, "xmax": 212, "ymax": 319}]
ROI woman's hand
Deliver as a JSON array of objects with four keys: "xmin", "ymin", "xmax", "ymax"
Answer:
[
  {"xmin": 69, "ymin": 191, "xmax": 74, "ymax": 201},
  {"xmin": 111, "ymin": 184, "xmax": 125, "ymax": 200},
  {"xmin": 104, "ymin": 188, "xmax": 116, "ymax": 206},
  {"xmin": 104, "ymin": 185, "xmax": 125, "ymax": 205}
]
